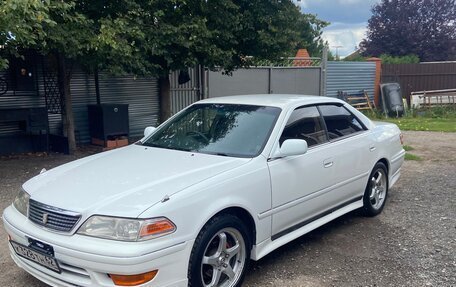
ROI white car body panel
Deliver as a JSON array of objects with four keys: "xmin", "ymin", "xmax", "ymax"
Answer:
[
  {"xmin": 24, "ymin": 146, "xmax": 250, "ymax": 218},
  {"xmin": 2, "ymin": 94, "xmax": 404, "ymax": 287}
]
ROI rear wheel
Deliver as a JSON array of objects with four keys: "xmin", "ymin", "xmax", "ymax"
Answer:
[
  {"xmin": 363, "ymin": 162, "xmax": 388, "ymax": 216},
  {"xmin": 188, "ymin": 215, "xmax": 251, "ymax": 287}
]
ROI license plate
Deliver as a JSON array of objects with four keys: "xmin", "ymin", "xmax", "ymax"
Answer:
[{"xmin": 10, "ymin": 240, "xmax": 61, "ymax": 273}]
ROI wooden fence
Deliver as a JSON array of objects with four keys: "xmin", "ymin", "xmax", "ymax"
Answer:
[{"xmin": 381, "ymin": 62, "xmax": 456, "ymax": 103}]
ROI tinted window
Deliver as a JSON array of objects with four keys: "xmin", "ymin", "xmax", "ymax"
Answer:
[
  {"xmin": 318, "ymin": 105, "xmax": 365, "ymax": 140},
  {"xmin": 279, "ymin": 106, "xmax": 327, "ymax": 147},
  {"xmin": 143, "ymin": 104, "xmax": 281, "ymax": 157}
]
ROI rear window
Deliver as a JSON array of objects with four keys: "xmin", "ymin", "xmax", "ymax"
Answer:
[{"xmin": 318, "ymin": 105, "xmax": 365, "ymax": 140}]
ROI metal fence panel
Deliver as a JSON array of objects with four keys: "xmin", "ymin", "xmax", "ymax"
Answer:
[
  {"xmin": 326, "ymin": 61, "xmax": 376, "ymax": 100},
  {"xmin": 270, "ymin": 68, "xmax": 320, "ymax": 95},
  {"xmin": 208, "ymin": 67, "xmax": 321, "ymax": 98},
  {"xmin": 208, "ymin": 69, "xmax": 270, "ymax": 98},
  {"xmin": 382, "ymin": 62, "xmax": 456, "ymax": 102}
]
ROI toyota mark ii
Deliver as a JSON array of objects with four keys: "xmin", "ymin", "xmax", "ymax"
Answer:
[{"xmin": 3, "ymin": 94, "xmax": 405, "ymax": 287}]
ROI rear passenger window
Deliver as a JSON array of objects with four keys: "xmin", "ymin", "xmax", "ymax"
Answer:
[
  {"xmin": 279, "ymin": 106, "xmax": 327, "ymax": 147},
  {"xmin": 318, "ymin": 105, "xmax": 365, "ymax": 140}
]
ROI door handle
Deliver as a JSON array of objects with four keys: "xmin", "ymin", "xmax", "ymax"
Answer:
[
  {"xmin": 370, "ymin": 146, "xmax": 376, "ymax": 152},
  {"xmin": 323, "ymin": 161, "xmax": 333, "ymax": 168}
]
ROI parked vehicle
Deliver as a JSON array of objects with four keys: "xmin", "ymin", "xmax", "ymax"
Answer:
[{"xmin": 3, "ymin": 94, "xmax": 405, "ymax": 287}]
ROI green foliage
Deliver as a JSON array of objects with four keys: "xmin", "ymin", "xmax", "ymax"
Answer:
[
  {"xmin": 343, "ymin": 53, "xmax": 366, "ymax": 62},
  {"xmin": 404, "ymin": 153, "xmax": 423, "ymax": 161},
  {"xmin": 86, "ymin": 0, "xmax": 306, "ymax": 75},
  {"xmin": 0, "ymin": 0, "xmax": 94, "ymax": 66},
  {"xmin": 402, "ymin": 145, "xmax": 414, "ymax": 151},
  {"xmin": 326, "ymin": 48, "xmax": 335, "ymax": 61},
  {"xmin": 294, "ymin": 13, "xmax": 329, "ymax": 57},
  {"xmin": 365, "ymin": 106, "xmax": 456, "ymax": 132},
  {"xmin": 0, "ymin": 58, "xmax": 8, "ymax": 70},
  {"xmin": 1, "ymin": 0, "xmax": 325, "ymax": 76},
  {"xmin": 380, "ymin": 54, "xmax": 420, "ymax": 64}
]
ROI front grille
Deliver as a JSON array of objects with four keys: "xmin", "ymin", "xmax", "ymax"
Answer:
[{"xmin": 28, "ymin": 199, "xmax": 81, "ymax": 232}]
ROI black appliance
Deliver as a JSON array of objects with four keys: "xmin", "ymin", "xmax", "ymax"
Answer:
[{"xmin": 88, "ymin": 104, "xmax": 129, "ymax": 141}]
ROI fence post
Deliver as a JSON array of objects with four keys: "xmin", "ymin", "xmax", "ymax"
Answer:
[
  {"xmin": 367, "ymin": 57, "xmax": 382, "ymax": 107},
  {"xmin": 320, "ymin": 46, "xmax": 328, "ymax": 96}
]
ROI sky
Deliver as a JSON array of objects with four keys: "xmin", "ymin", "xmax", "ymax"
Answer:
[{"xmin": 295, "ymin": 0, "xmax": 381, "ymax": 57}]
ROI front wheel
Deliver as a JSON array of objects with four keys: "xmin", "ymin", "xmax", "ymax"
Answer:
[
  {"xmin": 188, "ymin": 215, "xmax": 251, "ymax": 287},
  {"xmin": 363, "ymin": 162, "xmax": 389, "ymax": 216}
]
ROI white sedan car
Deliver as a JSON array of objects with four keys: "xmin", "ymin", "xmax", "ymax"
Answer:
[{"xmin": 3, "ymin": 94, "xmax": 405, "ymax": 287}]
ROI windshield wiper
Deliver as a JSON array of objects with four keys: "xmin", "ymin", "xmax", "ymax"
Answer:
[
  {"xmin": 214, "ymin": 153, "xmax": 229, "ymax": 157},
  {"xmin": 142, "ymin": 142, "xmax": 193, "ymax": 152}
]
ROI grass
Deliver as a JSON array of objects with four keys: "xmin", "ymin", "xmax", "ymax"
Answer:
[
  {"xmin": 402, "ymin": 145, "xmax": 414, "ymax": 151},
  {"xmin": 404, "ymin": 153, "xmax": 423, "ymax": 161},
  {"xmin": 364, "ymin": 106, "xmax": 456, "ymax": 132},
  {"xmin": 382, "ymin": 117, "xmax": 456, "ymax": 132}
]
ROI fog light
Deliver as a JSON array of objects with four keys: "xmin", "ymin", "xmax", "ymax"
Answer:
[{"xmin": 110, "ymin": 270, "xmax": 158, "ymax": 286}]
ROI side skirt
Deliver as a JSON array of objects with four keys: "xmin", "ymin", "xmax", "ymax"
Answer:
[{"xmin": 251, "ymin": 197, "xmax": 364, "ymax": 261}]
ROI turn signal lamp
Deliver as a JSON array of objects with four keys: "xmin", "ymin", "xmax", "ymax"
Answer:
[
  {"xmin": 139, "ymin": 218, "xmax": 176, "ymax": 239},
  {"xmin": 110, "ymin": 270, "xmax": 158, "ymax": 286}
]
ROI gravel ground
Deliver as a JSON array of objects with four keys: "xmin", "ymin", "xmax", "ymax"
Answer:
[{"xmin": 0, "ymin": 131, "xmax": 455, "ymax": 287}]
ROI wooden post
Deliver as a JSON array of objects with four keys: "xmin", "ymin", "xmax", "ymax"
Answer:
[{"xmin": 367, "ymin": 57, "xmax": 382, "ymax": 108}]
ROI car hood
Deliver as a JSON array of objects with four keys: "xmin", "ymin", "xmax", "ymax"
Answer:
[{"xmin": 24, "ymin": 145, "xmax": 250, "ymax": 218}]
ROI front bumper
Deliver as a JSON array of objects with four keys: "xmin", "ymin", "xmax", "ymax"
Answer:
[{"xmin": 3, "ymin": 206, "xmax": 192, "ymax": 287}]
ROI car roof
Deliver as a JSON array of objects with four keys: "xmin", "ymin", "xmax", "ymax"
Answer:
[{"xmin": 197, "ymin": 94, "xmax": 344, "ymax": 109}]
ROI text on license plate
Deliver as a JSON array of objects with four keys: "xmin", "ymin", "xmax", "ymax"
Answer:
[{"xmin": 10, "ymin": 240, "xmax": 61, "ymax": 273}]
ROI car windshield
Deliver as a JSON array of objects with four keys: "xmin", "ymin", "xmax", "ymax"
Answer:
[{"xmin": 142, "ymin": 103, "xmax": 281, "ymax": 157}]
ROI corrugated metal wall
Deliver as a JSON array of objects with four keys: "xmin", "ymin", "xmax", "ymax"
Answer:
[
  {"xmin": 326, "ymin": 61, "xmax": 376, "ymax": 100},
  {"xmin": 1, "ymin": 62, "xmax": 159, "ymax": 144},
  {"xmin": 70, "ymin": 68, "xmax": 160, "ymax": 143}
]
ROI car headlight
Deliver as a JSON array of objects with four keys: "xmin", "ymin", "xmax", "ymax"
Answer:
[
  {"xmin": 13, "ymin": 189, "xmax": 30, "ymax": 216},
  {"xmin": 77, "ymin": 216, "xmax": 176, "ymax": 241}
]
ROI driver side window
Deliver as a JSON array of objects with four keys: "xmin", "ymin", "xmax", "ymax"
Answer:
[{"xmin": 279, "ymin": 106, "xmax": 327, "ymax": 147}]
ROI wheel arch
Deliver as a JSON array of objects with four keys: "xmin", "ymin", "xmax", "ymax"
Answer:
[
  {"xmin": 376, "ymin": 158, "xmax": 390, "ymax": 176},
  {"xmin": 209, "ymin": 207, "xmax": 257, "ymax": 247}
]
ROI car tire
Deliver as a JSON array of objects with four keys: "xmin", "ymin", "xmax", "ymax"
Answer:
[
  {"xmin": 363, "ymin": 162, "xmax": 389, "ymax": 217},
  {"xmin": 188, "ymin": 214, "xmax": 251, "ymax": 287}
]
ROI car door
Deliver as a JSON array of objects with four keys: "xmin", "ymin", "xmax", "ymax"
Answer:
[
  {"xmin": 316, "ymin": 104, "xmax": 373, "ymax": 209},
  {"xmin": 267, "ymin": 106, "xmax": 338, "ymax": 237}
]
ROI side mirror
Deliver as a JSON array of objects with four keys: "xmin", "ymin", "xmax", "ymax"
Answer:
[
  {"xmin": 278, "ymin": 139, "xmax": 308, "ymax": 157},
  {"xmin": 144, "ymin": 126, "xmax": 156, "ymax": 138}
]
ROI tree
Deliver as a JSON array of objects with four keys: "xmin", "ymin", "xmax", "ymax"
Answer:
[
  {"xmin": 360, "ymin": 0, "xmax": 456, "ymax": 61},
  {"xmin": 1, "ymin": 0, "xmax": 95, "ymax": 153},
  {"xmin": 294, "ymin": 13, "xmax": 329, "ymax": 57},
  {"xmin": 1, "ymin": 0, "xmax": 320, "ymax": 152},
  {"xmin": 96, "ymin": 0, "xmax": 304, "ymax": 120},
  {"xmin": 380, "ymin": 54, "xmax": 420, "ymax": 64}
]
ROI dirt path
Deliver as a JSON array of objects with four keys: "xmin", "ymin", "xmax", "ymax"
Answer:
[{"xmin": 0, "ymin": 131, "xmax": 455, "ymax": 286}]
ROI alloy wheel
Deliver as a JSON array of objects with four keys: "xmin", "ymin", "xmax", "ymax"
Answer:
[{"xmin": 200, "ymin": 227, "xmax": 246, "ymax": 287}]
